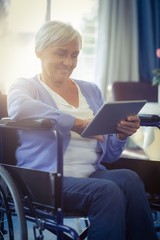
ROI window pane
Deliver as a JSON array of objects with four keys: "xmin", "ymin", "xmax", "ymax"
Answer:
[{"xmin": 0, "ymin": 0, "xmax": 98, "ymax": 92}]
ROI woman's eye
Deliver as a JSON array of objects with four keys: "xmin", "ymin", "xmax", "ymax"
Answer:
[
  {"xmin": 53, "ymin": 50, "xmax": 66, "ymax": 57},
  {"xmin": 72, "ymin": 54, "xmax": 78, "ymax": 59},
  {"xmin": 57, "ymin": 52, "xmax": 65, "ymax": 56}
]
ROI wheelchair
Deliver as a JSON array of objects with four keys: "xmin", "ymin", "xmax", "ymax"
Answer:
[
  {"xmin": 0, "ymin": 118, "xmax": 89, "ymax": 240},
  {"xmin": 0, "ymin": 88, "xmax": 160, "ymax": 239}
]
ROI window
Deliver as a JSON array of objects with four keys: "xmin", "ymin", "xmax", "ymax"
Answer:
[{"xmin": 0, "ymin": 0, "xmax": 98, "ymax": 92}]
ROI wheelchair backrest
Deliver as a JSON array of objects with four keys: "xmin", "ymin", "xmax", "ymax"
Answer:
[
  {"xmin": 0, "ymin": 91, "xmax": 17, "ymax": 165},
  {"xmin": 2, "ymin": 163, "xmax": 62, "ymax": 209},
  {"xmin": 0, "ymin": 91, "xmax": 8, "ymax": 118}
]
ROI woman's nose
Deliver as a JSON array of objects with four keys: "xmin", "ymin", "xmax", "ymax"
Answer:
[{"xmin": 62, "ymin": 56, "xmax": 74, "ymax": 67}]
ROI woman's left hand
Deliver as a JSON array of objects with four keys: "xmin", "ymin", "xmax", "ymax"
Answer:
[{"xmin": 116, "ymin": 115, "xmax": 140, "ymax": 140}]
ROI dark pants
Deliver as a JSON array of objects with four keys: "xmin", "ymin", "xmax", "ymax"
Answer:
[{"xmin": 63, "ymin": 169, "xmax": 158, "ymax": 240}]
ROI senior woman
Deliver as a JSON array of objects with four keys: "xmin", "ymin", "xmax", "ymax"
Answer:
[{"xmin": 8, "ymin": 21, "xmax": 157, "ymax": 240}]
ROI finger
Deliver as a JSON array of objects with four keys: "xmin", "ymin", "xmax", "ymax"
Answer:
[
  {"xmin": 91, "ymin": 135, "xmax": 104, "ymax": 142},
  {"xmin": 119, "ymin": 120, "xmax": 140, "ymax": 129},
  {"xmin": 117, "ymin": 126, "xmax": 137, "ymax": 136},
  {"xmin": 127, "ymin": 115, "xmax": 140, "ymax": 124}
]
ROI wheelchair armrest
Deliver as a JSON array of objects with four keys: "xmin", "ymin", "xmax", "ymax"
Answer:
[
  {"xmin": 0, "ymin": 117, "xmax": 63, "ymax": 175},
  {"xmin": 139, "ymin": 114, "xmax": 160, "ymax": 128},
  {"xmin": 0, "ymin": 118, "xmax": 56, "ymax": 129}
]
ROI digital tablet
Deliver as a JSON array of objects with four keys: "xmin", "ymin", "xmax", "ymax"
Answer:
[{"xmin": 81, "ymin": 100, "xmax": 147, "ymax": 137}]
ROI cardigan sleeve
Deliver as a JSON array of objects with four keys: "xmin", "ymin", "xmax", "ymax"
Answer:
[{"xmin": 7, "ymin": 77, "xmax": 76, "ymax": 133}]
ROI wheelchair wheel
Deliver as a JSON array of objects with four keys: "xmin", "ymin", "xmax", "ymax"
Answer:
[{"xmin": 0, "ymin": 165, "xmax": 28, "ymax": 240}]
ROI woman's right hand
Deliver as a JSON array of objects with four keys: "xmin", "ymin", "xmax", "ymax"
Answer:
[{"xmin": 72, "ymin": 118, "xmax": 104, "ymax": 142}]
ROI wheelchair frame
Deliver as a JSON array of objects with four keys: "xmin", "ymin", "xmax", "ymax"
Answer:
[{"xmin": 0, "ymin": 118, "xmax": 89, "ymax": 240}]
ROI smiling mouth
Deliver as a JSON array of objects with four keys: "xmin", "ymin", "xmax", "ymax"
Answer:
[{"xmin": 60, "ymin": 69, "xmax": 71, "ymax": 74}]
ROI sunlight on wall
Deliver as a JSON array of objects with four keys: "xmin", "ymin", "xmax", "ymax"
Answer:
[
  {"xmin": 8, "ymin": 0, "xmax": 46, "ymax": 32},
  {"xmin": 0, "ymin": 0, "xmax": 45, "ymax": 92},
  {"xmin": 0, "ymin": 0, "xmax": 98, "ymax": 93}
]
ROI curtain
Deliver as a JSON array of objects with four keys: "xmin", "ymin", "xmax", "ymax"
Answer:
[
  {"xmin": 95, "ymin": 0, "xmax": 139, "ymax": 100},
  {"xmin": 137, "ymin": 0, "xmax": 160, "ymax": 82}
]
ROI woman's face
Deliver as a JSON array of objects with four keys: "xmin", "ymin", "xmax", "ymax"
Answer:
[{"xmin": 37, "ymin": 38, "xmax": 80, "ymax": 85}]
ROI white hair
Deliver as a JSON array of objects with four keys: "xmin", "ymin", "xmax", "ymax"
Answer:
[{"xmin": 34, "ymin": 20, "xmax": 82, "ymax": 52}]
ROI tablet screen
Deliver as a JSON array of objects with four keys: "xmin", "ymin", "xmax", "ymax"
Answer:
[{"xmin": 81, "ymin": 100, "xmax": 146, "ymax": 137}]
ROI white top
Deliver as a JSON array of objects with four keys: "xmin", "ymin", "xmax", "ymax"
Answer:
[{"xmin": 39, "ymin": 78, "xmax": 102, "ymax": 177}]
